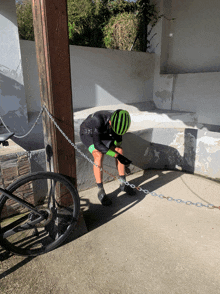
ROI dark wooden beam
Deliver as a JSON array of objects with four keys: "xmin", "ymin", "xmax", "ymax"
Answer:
[{"xmin": 32, "ymin": 0, "xmax": 76, "ymax": 186}]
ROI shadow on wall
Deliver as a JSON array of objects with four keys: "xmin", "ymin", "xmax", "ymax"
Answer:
[
  {"xmin": 0, "ymin": 0, "xmax": 18, "ymax": 27},
  {"xmin": 122, "ymin": 130, "xmax": 197, "ymax": 173},
  {"xmin": 182, "ymin": 129, "xmax": 197, "ymax": 174},
  {"xmin": 0, "ymin": 73, "xmax": 44, "ymax": 151},
  {"xmin": 0, "ymin": 72, "xmax": 27, "ymax": 134},
  {"xmin": 69, "ymin": 46, "xmax": 155, "ymax": 109},
  {"xmin": 76, "ymin": 128, "xmax": 198, "ymax": 192}
]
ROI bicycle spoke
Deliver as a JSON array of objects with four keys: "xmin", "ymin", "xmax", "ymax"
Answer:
[
  {"xmin": 2, "ymin": 215, "xmax": 44, "ymax": 239},
  {"xmin": 0, "ymin": 172, "xmax": 80, "ymax": 256},
  {"xmin": 47, "ymin": 179, "xmax": 57, "ymax": 208},
  {"xmin": 1, "ymin": 214, "xmax": 28, "ymax": 234}
]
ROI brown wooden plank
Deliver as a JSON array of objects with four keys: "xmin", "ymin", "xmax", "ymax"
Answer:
[{"xmin": 32, "ymin": 0, "xmax": 76, "ymax": 186}]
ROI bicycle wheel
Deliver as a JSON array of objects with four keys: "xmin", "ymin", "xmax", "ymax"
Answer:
[{"xmin": 0, "ymin": 171, "xmax": 80, "ymax": 256}]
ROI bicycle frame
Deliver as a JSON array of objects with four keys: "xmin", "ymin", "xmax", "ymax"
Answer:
[
  {"xmin": 0, "ymin": 188, "xmax": 44, "ymax": 217},
  {"xmin": 0, "ymin": 133, "xmax": 80, "ymax": 256},
  {"xmin": 0, "ymin": 187, "xmax": 45, "ymax": 239}
]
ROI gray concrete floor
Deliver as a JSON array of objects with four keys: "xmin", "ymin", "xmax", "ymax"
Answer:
[{"xmin": 1, "ymin": 169, "xmax": 220, "ymax": 294}]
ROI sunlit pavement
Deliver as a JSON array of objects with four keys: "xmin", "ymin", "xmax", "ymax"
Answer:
[{"xmin": 1, "ymin": 169, "xmax": 220, "ymax": 294}]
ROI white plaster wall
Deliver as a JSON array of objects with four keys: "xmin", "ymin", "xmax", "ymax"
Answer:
[
  {"xmin": 164, "ymin": 0, "xmax": 220, "ymax": 73},
  {"xmin": 148, "ymin": 0, "xmax": 174, "ymax": 109},
  {"xmin": 70, "ymin": 46, "xmax": 155, "ymax": 109},
  {"xmin": 0, "ymin": 0, "xmax": 24, "ymax": 79},
  {"xmin": 172, "ymin": 72, "xmax": 220, "ymax": 125},
  {"xmin": 149, "ymin": 0, "xmax": 220, "ymax": 126},
  {"xmin": 20, "ymin": 40, "xmax": 42, "ymax": 113},
  {"xmin": 0, "ymin": 0, "xmax": 28, "ymax": 132},
  {"xmin": 20, "ymin": 40, "xmax": 155, "ymax": 111}
]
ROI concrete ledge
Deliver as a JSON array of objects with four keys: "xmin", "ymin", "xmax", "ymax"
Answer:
[
  {"xmin": 73, "ymin": 104, "xmax": 220, "ymax": 186},
  {"xmin": 74, "ymin": 127, "xmax": 220, "ymax": 191},
  {"xmin": 123, "ymin": 128, "xmax": 220, "ymax": 181},
  {"xmin": 1, "ymin": 127, "xmax": 220, "ymax": 192},
  {"xmin": 27, "ymin": 126, "xmax": 220, "ymax": 192},
  {"xmin": 1, "ymin": 103, "xmax": 220, "ymax": 190}
]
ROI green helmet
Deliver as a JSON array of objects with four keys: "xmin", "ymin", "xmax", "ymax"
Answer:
[{"xmin": 111, "ymin": 109, "xmax": 131, "ymax": 135}]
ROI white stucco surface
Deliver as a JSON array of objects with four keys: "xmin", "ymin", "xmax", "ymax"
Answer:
[
  {"xmin": 0, "ymin": 0, "xmax": 28, "ymax": 132},
  {"xmin": 19, "ymin": 40, "xmax": 155, "ymax": 112},
  {"xmin": 148, "ymin": 0, "xmax": 220, "ymax": 127},
  {"xmin": 0, "ymin": 0, "xmax": 22, "ymax": 76},
  {"xmin": 20, "ymin": 40, "xmax": 42, "ymax": 113},
  {"xmin": 172, "ymin": 72, "xmax": 220, "ymax": 125},
  {"xmin": 166, "ymin": 0, "xmax": 220, "ymax": 73},
  {"xmin": 70, "ymin": 46, "xmax": 155, "ymax": 109}
]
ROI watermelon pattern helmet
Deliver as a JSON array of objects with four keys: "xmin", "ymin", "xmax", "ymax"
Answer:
[{"xmin": 111, "ymin": 109, "xmax": 131, "ymax": 135}]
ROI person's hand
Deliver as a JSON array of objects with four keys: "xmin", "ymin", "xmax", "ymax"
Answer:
[{"xmin": 117, "ymin": 154, "xmax": 132, "ymax": 165}]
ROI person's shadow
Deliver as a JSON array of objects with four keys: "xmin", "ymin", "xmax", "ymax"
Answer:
[
  {"xmin": 122, "ymin": 131, "xmax": 184, "ymax": 171},
  {"xmin": 80, "ymin": 130, "xmax": 197, "ymax": 232},
  {"xmin": 81, "ymin": 169, "xmax": 183, "ymax": 231}
]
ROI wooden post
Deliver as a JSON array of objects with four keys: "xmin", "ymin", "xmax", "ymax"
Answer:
[{"xmin": 32, "ymin": 0, "xmax": 76, "ymax": 186}]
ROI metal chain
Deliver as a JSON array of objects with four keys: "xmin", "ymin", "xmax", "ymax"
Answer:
[
  {"xmin": 0, "ymin": 107, "xmax": 44, "ymax": 139},
  {"xmin": 42, "ymin": 105, "xmax": 100, "ymax": 170},
  {"xmin": 0, "ymin": 103, "xmax": 217, "ymax": 209},
  {"xmin": 96, "ymin": 163, "xmax": 218, "ymax": 209},
  {"xmin": 43, "ymin": 105, "xmax": 220, "ymax": 210}
]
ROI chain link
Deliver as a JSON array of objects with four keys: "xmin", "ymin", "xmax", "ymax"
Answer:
[
  {"xmin": 43, "ymin": 105, "xmax": 219, "ymax": 210},
  {"xmin": 0, "ymin": 103, "xmax": 217, "ymax": 210},
  {"xmin": 43, "ymin": 106, "xmax": 101, "ymax": 170}
]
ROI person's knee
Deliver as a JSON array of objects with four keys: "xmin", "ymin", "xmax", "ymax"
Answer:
[
  {"xmin": 115, "ymin": 147, "xmax": 123, "ymax": 155},
  {"xmin": 92, "ymin": 150, "xmax": 104, "ymax": 164}
]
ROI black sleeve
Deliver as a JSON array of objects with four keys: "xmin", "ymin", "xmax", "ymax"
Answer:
[
  {"xmin": 92, "ymin": 118, "xmax": 109, "ymax": 154},
  {"xmin": 93, "ymin": 133, "xmax": 109, "ymax": 154}
]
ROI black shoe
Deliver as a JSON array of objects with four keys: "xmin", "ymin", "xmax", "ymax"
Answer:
[
  {"xmin": 98, "ymin": 188, "xmax": 112, "ymax": 206},
  {"xmin": 120, "ymin": 184, "xmax": 136, "ymax": 196}
]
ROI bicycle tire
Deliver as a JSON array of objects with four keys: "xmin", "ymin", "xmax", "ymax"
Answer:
[{"xmin": 0, "ymin": 171, "xmax": 80, "ymax": 256}]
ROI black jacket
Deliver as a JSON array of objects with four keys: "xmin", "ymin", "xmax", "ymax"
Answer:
[{"xmin": 80, "ymin": 111, "xmax": 122, "ymax": 154}]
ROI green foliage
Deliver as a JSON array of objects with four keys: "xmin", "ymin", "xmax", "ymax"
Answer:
[
  {"xmin": 15, "ymin": 0, "xmax": 162, "ymax": 52},
  {"xmin": 136, "ymin": 0, "xmax": 159, "ymax": 27},
  {"xmin": 16, "ymin": 0, "xmax": 34, "ymax": 41},
  {"xmin": 103, "ymin": 12, "xmax": 139, "ymax": 50},
  {"xmin": 107, "ymin": 0, "xmax": 136, "ymax": 16},
  {"xmin": 135, "ymin": 0, "xmax": 160, "ymax": 52},
  {"xmin": 103, "ymin": 0, "xmax": 161, "ymax": 51},
  {"xmin": 67, "ymin": 0, "xmax": 108, "ymax": 47}
]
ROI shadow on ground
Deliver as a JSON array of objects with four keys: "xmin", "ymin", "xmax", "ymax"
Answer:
[
  {"xmin": 0, "ymin": 246, "xmax": 35, "ymax": 280},
  {"xmin": 81, "ymin": 169, "xmax": 182, "ymax": 232}
]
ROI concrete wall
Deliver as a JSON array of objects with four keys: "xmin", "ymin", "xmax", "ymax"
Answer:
[
  {"xmin": 2, "ymin": 124, "xmax": 220, "ymax": 197},
  {"xmin": 172, "ymin": 72, "xmax": 220, "ymax": 126},
  {"xmin": 69, "ymin": 45, "xmax": 155, "ymax": 109},
  {"xmin": 1, "ymin": 0, "xmax": 220, "ymax": 187},
  {"xmin": 20, "ymin": 40, "xmax": 155, "ymax": 111},
  {"xmin": 149, "ymin": 0, "xmax": 220, "ymax": 126},
  {"xmin": 3, "ymin": 0, "xmax": 220, "ymax": 130},
  {"xmin": 151, "ymin": 0, "xmax": 220, "ymax": 75},
  {"xmin": 20, "ymin": 41, "xmax": 42, "ymax": 113},
  {"xmin": 149, "ymin": 0, "xmax": 177, "ymax": 110},
  {"xmin": 152, "ymin": 70, "xmax": 220, "ymax": 126},
  {"xmin": 164, "ymin": 0, "xmax": 220, "ymax": 74},
  {"xmin": 0, "ymin": 0, "xmax": 28, "ymax": 134},
  {"xmin": 28, "ymin": 128, "xmax": 220, "ymax": 190}
]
